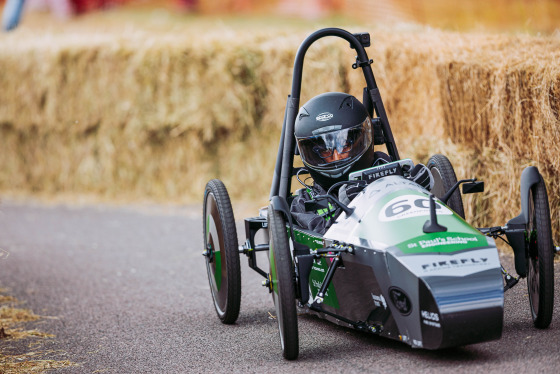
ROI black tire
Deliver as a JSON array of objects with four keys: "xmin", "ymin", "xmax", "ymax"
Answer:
[
  {"xmin": 203, "ymin": 179, "xmax": 241, "ymax": 324},
  {"xmin": 268, "ymin": 205, "xmax": 299, "ymax": 360},
  {"xmin": 526, "ymin": 178, "xmax": 554, "ymax": 328},
  {"xmin": 427, "ymin": 154, "xmax": 465, "ymax": 219}
]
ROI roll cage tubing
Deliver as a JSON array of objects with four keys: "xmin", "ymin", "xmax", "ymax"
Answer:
[{"xmin": 270, "ymin": 28, "xmax": 400, "ymax": 201}]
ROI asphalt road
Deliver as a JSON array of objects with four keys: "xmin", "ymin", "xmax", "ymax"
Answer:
[{"xmin": 0, "ymin": 200, "xmax": 559, "ymax": 373}]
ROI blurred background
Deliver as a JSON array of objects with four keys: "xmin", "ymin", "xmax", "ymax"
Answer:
[
  {"xmin": 0, "ymin": 0, "xmax": 559, "ymax": 242},
  {"xmin": 2, "ymin": 0, "xmax": 560, "ymax": 33}
]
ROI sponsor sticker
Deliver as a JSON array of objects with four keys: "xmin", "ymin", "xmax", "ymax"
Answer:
[
  {"xmin": 421, "ymin": 256, "xmax": 489, "ymax": 271},
  {"xmin": 412, "ymin": 339, "xmax": 423, "ymax": 348},
  {"xmin": 316, "ymin": 112, "xmax": 334, "ymax": 122},
  {"xmin": 364, "ymin": 178, "xmax": 423, "ymax": 199},
  {"xmin": 312, "ymin": 265, "xmax": 325, "ymax": 273},
  {"xmin": 400, "ymin": 248, "xmax": 500, "ymax": 277},
  {"xmin": 399, "ymin": 231, "xmax": 488, "ymax": 254},
  {"xmin": 371, "ymin": 293, "xmax": 387, "ymax": 309},
  {"xmin": 421, "ymin": 310, "xmax": 441, "ymax": 328},
  {"xmin": 422, "ymin": 320, "xmax": 441, "ymax": 328},
  {"xmin": 308, "ymin": 258, "xmax": 339, "ymax": 308},
  {"xmin": 410, "ymin": 235, "xmax": 479, "ymax": 249},
  {"xmin": 421, "ymin": 310, "xmax": 440, "ymax": 322},
  {"xmin": 311, "ymin": 279, "xmax": 331, "ymax": 297}
]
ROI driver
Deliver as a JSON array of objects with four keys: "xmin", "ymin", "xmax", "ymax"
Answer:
[{"xmin": 290, "ymin": 92, "xmax": 433, "ymax": 234}]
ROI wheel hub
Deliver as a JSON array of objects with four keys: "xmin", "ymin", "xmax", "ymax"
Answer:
[
  {"xmin": 203, "ymin": 243, "xmax": 214, "ymax": 262},
  {"xmin": 262, "ymin": 273, "xmax": 273, "ymax": 293}
]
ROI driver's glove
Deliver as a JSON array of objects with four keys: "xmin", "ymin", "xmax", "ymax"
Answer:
[{"xmin": 409, "ymin": 163, "xmax": 434, "ymax": 190}]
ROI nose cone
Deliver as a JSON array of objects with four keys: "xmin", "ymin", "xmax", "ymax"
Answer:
[
  {"xmin": 419, "ymin": 270, "xmax": 504, "ymax": 349},
  {"xmin": 384, "ymin": 246, "xmax": 504, "ymax": 349}
]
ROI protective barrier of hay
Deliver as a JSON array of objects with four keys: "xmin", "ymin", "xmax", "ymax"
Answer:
[{"xmin": 0, "ymin": 26, "xmax": 558, "ymax": 242}]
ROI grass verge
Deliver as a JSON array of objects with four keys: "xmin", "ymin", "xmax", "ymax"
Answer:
[{"xmin": 0, "ymin": 288, "xmax": 77, "ymax": 373}]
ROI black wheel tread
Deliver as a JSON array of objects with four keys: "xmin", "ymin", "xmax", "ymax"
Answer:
[
  {"xmin": 268, "ymin": 206, "xmax": 299, "ymax": 360},
  {"xmin": 427, "ymin": 154, "xmax": 465, "ymax": 219},
  {"xmin": 203, "ymin": 179, "xmax": 241, "ymax": 324},
  {"xmin": 530, "ymin": 180, "xmax": 554, "ymax": 328}
]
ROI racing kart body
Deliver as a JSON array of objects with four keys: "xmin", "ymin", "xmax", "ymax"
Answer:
[
  {"xmin": 293, "ymin": 175, "xmax": 503, "ymax": 350},
  {"xmin": 202, "ymin": 28, "xmax": 557, "ymax": 359}
]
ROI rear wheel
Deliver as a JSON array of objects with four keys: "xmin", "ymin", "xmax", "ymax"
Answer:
[
  {"xmin": 427, "ymin": 154, "xmax": 465, "ymax": 219},
  {"xmin": 268, "ymin": 205, "xmax": 299, "ymax": 360},
  {"xmin": 203, "ymin": 179, "xmax": 241, "ymax": 324},
  {"xmin": 526, "ymin": 178, "xmax": 554, "ymax": 328}
]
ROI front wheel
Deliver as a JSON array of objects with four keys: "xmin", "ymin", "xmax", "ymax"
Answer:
[
  {"xmin": 526, "ymin": 177, "xmax": 554, "ymax": 328},
  {"xmin": 427, "ymin": 154, "xmax": 465, "ymax": 219},
  {"xmin": 268, "ymin": 205, "xmax": 299, "ymax": 360},
  {"xmin": 203, "ymin": 179, "xmax": 241, "ymax": 324}
]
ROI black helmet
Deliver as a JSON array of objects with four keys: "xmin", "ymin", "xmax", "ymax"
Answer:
[{"xmin": 295, "ymin": 92, "xmax": 375, "ymax": 188}]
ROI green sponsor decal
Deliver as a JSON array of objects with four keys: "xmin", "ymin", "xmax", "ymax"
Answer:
[
  {"xmin": 269, "ymin": 242, "xmax": 278, "ymax": 294},
  {"xmin": 289, "ymin": 226, "xmax": 338, "ymax": 307},
  {"xmin": 308, "ymin": 258, "xmax": 340, "ymax": 309},
  {"xmin": 214, "ymin": 248, "xmax": 222, "ymax": 291},
  {"xmin": 396, "ymin": 232, "xmax": 488, "ymax": 254},
  {"xmin": 207, "ymin": 215, "xmax": 222, "ymax": 291}
]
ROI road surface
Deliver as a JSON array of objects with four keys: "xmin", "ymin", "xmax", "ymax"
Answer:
[{"xmin": 0, "ymin": 200, "xmax": 559, "ymax": 373}]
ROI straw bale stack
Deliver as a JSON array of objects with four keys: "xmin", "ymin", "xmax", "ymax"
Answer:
[
  {"xmin": 432, "ymin": 33, "xmax": 560, "ymax": 237},
  {"xmin": 0, "ymin": 26, "xmax": 558, "ymax": 242}
]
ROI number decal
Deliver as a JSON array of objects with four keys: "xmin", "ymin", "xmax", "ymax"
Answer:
[
  {"xmin": 379, "ymin": 195, "xmax": 452, "ymax": 222},
  {"xmin": 385, "ymin": 200, "xmax": 411, "ymax": 217}
]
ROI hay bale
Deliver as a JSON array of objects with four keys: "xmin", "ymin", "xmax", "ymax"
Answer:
[
  {"xmin": 0, "ymin": 25, "xmax": 558, "ymax": 242},
  {"xmin": 434, "ymin": 33, "xmax": 560, "ymax": 241}
]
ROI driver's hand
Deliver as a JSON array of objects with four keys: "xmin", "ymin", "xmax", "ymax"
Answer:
[{"xmin": 409, "ymin": 163, "xmax": 434, "ymax": 190}]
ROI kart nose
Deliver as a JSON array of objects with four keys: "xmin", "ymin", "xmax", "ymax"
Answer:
[{"xmin": 418, "ymin": 271, "xmax": 504, "ymax": 349}]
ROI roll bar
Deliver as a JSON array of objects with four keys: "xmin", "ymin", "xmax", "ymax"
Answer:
[{"xmin": 270, "ymin": 28, "xmax": 399, "ymax": 200}]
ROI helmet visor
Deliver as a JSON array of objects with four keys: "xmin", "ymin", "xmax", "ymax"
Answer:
[{"xmin": 296, "ymin": 117, "xmax": 373, "ymax": 169}]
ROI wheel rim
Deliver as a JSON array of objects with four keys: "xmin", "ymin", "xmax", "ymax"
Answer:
[
  {"xmin": 526, "ymin": 189, "xmax": 539, "ymax": 318},
  {"xmin": 270, "ymin": 238, "xmax": 285, "ymax": 350},
  {"xmin": 528, "ymin": 255, "xmax": 540, "ymax": 318},
  {"xmin": 204, "ymin": 192, "xmax": 228, "ymax": 317},
  {"xmin": 273, "ymin": 289, "xmax": 286, "ymax": 350}
]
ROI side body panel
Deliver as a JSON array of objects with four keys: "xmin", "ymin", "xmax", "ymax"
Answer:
[{"xmin": 297, "ymin": 176, "xmax": 504, "ymax": 349}]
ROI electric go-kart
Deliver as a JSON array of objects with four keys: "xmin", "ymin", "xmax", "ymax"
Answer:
[{"xmin": 202, "ymin": 28, "xmax": 557, "ymax": 360}]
